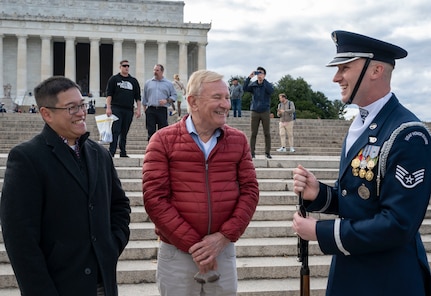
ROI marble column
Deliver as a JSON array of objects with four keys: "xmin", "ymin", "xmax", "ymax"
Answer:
[
  {"xmin": 41, "ymin": 35, "xmax": 52, "ymax": 81},
  {"xmin": 89, "ymin": 38, "xmax": 100, "ymax": 98},
  {"xmin": 0, "ymin": 34, "xmax": 3, "ymax": 98},
  {"xmin": 157, "ymin": 41, "xmax": 167, "ymax": 67},
  {"xmin": 135, "ymin": 40, "xmax": 145, "ymax": 87},
  {"xmin": 16, "ymin": 35, "xmax": 28, "ymax": 105},
  {"xmin": 178, "ymin": 41, "xmax": 189, "ymax": 82},
  {"xmin": 112, "ymin": 38, "xmax": 123, "ymax": 75},
  {"xmin": 64, "ymin": 36, "xmax": 76, "ymax": 81},
  {"xmin": 198, "ymin": 42, "xmax": 207, "ymax": 70}
]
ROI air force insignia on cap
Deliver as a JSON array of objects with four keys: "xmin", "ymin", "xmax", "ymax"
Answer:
[
  {"xmin": 395, "ymin": 165, "xmax": 425, "ymax": 188},
  {"xmin": 327, "ymin": 30, "xmax": 408, "ymax": 67}
]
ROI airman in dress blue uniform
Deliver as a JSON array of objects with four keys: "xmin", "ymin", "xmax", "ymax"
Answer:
[{"xmin": 292, "ymin": 30, "xmax": 431, "ymax": 296}]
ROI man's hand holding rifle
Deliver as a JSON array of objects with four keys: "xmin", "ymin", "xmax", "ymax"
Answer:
[
  {"xmin": 296, "ymin": 192, "xmax": 310, "ymax": 296},
  {"xmin": 292, "ymin": 165, "xmax": 319, "ymax": 295}
]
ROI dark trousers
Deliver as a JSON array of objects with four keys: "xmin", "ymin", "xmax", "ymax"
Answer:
[
  {"xmin": 109, "ymin": 106, "xmax": 134, "ymax": 156},
  {"xmin": 146, "ymin": 106, "xmax": 168, "ymax": 140},
  {"xmin": 231, "ymin": 99, "xmax": 242, "ymax": 117},
  {"xmin": 250, "ymin": 110, "xmax": 271, "ymax": 154}
]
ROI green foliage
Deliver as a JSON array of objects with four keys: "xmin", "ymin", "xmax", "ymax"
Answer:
[{"xmin": 230, "ymin": 74, "xmax": 347, "ymax": 120}]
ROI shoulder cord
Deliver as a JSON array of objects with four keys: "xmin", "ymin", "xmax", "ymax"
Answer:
[{"xmin": 376, "ymin": 122, "xmax": 431, "ymax": 196}]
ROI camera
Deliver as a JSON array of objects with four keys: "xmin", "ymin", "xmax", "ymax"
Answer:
[{"xmin": 254, "ymin": 71, "xmax": 261, "ymax": 75}]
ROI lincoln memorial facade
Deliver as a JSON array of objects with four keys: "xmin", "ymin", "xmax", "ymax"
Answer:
[{"xmin": 0, "ymin": 0, "xmax": 211, "ymax": 107}]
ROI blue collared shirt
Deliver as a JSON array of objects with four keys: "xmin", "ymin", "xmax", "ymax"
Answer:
[
  {"xmin": 142, "ymin": 77, "xmax": 177, "ymax": 107},
  {"xmin": 186, "ymin": 116, "xmax": 221, "ymax": 160}
]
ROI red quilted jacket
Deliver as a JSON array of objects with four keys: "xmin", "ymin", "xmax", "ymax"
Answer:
[{"xmin": 143, "ymin": 116, "xmax": 259, "ymax": 252}]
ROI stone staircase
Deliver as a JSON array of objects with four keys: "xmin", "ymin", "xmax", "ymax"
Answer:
[
  {"xmin": 0, "ymin": 112, "xmax": 350, "ymax": 156},
  {"xmin": 1, "ymin": 112, "xmax": 431, "ymax": 295}
]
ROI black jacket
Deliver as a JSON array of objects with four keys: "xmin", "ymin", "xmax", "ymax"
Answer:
[{"xmin": 0, "ymin": 124, "xmax": 130, "ymax": 296}]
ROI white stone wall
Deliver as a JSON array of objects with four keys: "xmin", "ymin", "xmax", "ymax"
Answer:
[
  {"xmin": 3, "ymin": 36, "xmax": 18, "ymax": 101},
  {"xmin": 0, "ymin": 0, "xmax": 210, "ymax": 106},
  {"xmin": 1, "ymin": 0, "xmax": 185, "ymax": 23}
]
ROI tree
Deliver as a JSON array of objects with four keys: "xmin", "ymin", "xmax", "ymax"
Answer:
[
  {"xmin": 332, "ymin": 99, "xmax": 348, "ymax": 119},
  {"xmin": 273, "ymin": 75, "xmax": 342, "ymax": 119}
]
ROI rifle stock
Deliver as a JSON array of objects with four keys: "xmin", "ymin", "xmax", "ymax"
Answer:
[{"xmin": 297, "ymin": 192, "xmax": 310, "ymax": 296}]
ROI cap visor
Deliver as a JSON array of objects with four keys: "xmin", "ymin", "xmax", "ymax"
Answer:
[{"xmin": 326, "ymin": 56, "xmax": 360, "ymax": 67}]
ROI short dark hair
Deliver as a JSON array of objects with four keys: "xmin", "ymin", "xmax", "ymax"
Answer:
[
  {"xmin": 156, "ymin": 64, "xmax": 164, "ymax": 72},
  {"xmin": 120, "ymin": 59, "xmax": 129, "ymax": 65},
  {"xmin": 257, "ymin": 66, "xmax": 266, "ymax": 75},
  {"xmin": 34, "ymin": 76, "xmax": 80, "ymax": 107}
]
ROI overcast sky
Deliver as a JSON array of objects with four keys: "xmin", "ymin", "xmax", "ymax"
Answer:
[{"xmin": 182, "ymin": 0, "xmax": 431, "ymax": 121}]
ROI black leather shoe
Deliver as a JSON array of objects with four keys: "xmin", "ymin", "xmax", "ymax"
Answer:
[
  {"xmin": 251, "ymin": 153, "xmax": 255, "ymax": 159},
  {"xmin": 265, "ymin": 153, "xmax": 272, "ymax": 159},
  {"xmin": 120, "ymin": 154, "xmax": 129, "ymax": 158}
]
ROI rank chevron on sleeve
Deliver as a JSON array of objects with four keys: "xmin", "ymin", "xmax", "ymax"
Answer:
[{"xmin": 395, "ymin": 165, "xmax": 425, "ymax": 188}]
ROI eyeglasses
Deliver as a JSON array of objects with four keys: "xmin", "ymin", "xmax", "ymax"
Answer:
[
  {"xmin": 45, "ymin": 103, "xmax": 88, "ymax": 115},
  {"xmin": 121, "ymin": 64, "xmax": 130, "ymax": 67}
]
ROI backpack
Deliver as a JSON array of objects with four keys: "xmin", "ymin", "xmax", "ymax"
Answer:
[{"xmin": 289, "ymin": 101, "xmax": 296, "ymax": 120}]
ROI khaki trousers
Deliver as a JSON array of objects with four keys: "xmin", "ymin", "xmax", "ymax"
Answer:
[
  {"xmin": 279, "ymin": 121, "xmax": 294, "ymax": 148},
  {"xmin": 157, "ymin": 241, "xmax": 237, "ymax": 296}
]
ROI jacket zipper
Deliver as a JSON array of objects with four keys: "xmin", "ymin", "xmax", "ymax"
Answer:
[{"xmin": 205, "ymin": 162, "xmax": 212, "ymax": 235}]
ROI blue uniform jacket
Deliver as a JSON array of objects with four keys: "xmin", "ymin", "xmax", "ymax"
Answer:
[{"xmin": 306, "ymin": 95, "xmax": 431, "ymax": 295}]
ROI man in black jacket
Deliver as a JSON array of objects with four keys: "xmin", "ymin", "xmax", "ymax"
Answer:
[{"xmin": 0, "ymin": 76, "xmax": 131, "ymax": 296}]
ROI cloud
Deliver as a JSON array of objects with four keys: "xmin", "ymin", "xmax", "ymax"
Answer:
[{"xmin": 183, "ymin": 0, "xmax": 431, "ymax": 121}]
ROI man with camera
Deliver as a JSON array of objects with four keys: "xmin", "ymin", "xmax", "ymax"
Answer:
[{"xmin": 243, "ymin": 66, "xmax": 274, "ymax": 159}]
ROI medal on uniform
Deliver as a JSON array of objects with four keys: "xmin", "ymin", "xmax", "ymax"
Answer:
[
  {"xmin": 365, "ymin": 170, "xmax": 374, "ymax": 181},
  {"xmin": 351, "ymin": 146, "xmax": 380, "ymax": 181},
  {"xmin": 352, "ymin": 167, "xmax": 359, "ymax": 176},
  {"xmin": 351, "ymin": 158, "xmax": 360, "ymax": 168},
  {"xmin": 351, "ymin": 149, "xmax": 363, "ymax": 177},
  {"xmin": 358, "ymin": 184, "xmax": 370, "ymax": 200}
]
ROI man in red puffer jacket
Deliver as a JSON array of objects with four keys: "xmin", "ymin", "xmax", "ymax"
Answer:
[{"xmin": 143, "ymin": 70, "xmax": 259, "ymax": 296}]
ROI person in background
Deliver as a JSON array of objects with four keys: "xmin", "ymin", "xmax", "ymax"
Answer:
[
  {"xmin": 29, "ymin": 104, "xmax": 38, "ymax": 113},
  {"xmin": 142, "ymin": 64, "xmax": 177, "ymax": 140},
  {"xmin": 173, "ymin": 73, "xmax": 186, "ymax": 119},
  {"xmin": 292, "ymin": 30, "xmax": 431, "ymax": 295},
  {"xmin": 0, "ymin": 76, "xmax": 131, "ymax": 296},
  {"xmin": 276, "ymin": 93, "xmax": 295, "ymax": 153},
  {"xmin": 87, "ymin": 100, "xmax": 96, "ymax": 114},
  {"xmin": 105, "ymin": 59, "xmax": 141, "ymax": 157},
  {"xmin": 229, "ymin": 77, "xmax": 244, "ymax": 117},
  {"xmin": 143, "ymin": 70, "xmax": 259, "ymax": 296},
  {"xmin": 243, "ymin": 66, "xmax": 274, "ymax": 159}
]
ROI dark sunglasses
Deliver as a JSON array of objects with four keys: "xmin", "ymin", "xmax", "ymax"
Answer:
[{"xmin": 121, "ymin": 64, "xmax": 130, "ymax": 67}]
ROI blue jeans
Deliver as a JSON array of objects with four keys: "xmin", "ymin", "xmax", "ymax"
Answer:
[{"xmin": 231, "ymin": 99, "xmax": 242, "ymax": 117}]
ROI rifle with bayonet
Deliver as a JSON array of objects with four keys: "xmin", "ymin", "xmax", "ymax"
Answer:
[{"xmin": 297, "ymin": 192, "xmax": 310, "ymax": 296}]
